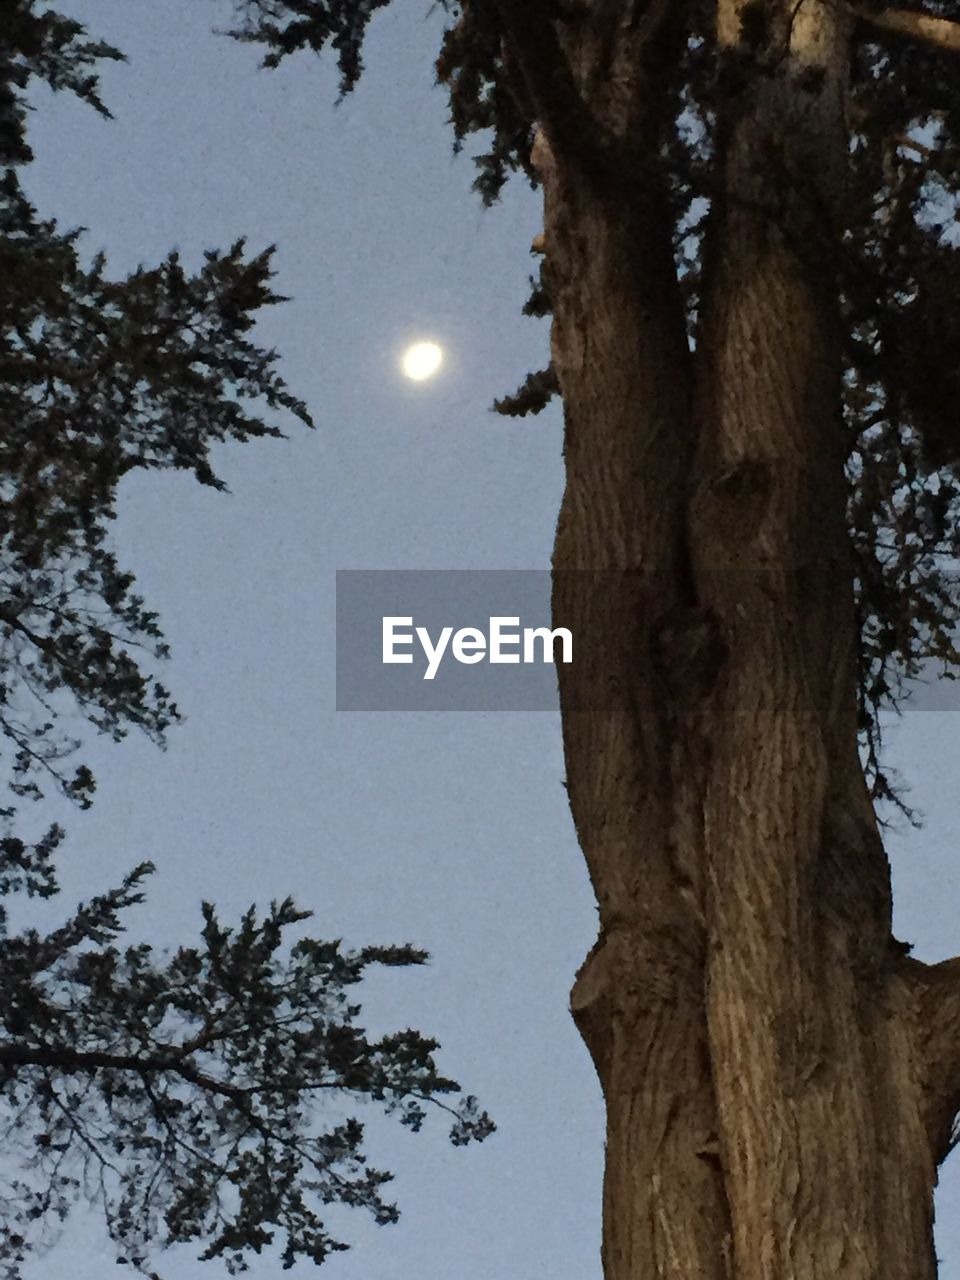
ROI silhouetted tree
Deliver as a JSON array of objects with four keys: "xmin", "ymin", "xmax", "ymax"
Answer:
[
  {"xmin": 0, "ymin": 5, "xmax": 492, "ymax": 1275},
  {"xmin": 224, "ymin": 0, "xmax": 960, "ymax": 1276}
]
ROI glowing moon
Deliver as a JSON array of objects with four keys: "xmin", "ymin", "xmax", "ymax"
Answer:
[{"xmin": 401, "ymin": 341, "xmax": 444, "ymax": 382}]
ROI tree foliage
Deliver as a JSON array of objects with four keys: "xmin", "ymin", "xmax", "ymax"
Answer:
[
  {"xmin": 0, "ymin": 883, "xmax": 492, "ymax": 1275},
  {"xmin": 0, "ymin": 3, "xmax": 492, "ymax": 1274},
  {"xmin": 1, "ymin": 1, "xmax": 311, "ymax": 857},
  {"xmin": 228, "ymin": 0, "xmax": 960, "ymax": 810}
]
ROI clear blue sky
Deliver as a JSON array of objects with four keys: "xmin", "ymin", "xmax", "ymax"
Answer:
[{"xmin": 17, "ymin": 1, "xmax": 960, "ymax": 1275}]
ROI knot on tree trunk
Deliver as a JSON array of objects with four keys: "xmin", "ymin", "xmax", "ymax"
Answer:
[{"xmin": 571, "ymin": 923, "xmax": 703, "ymax": 1080}]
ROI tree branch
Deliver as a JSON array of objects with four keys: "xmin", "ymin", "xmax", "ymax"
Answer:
[
  {"xmin": 856, "ymin": 5, "xmax": 960, "ymax": 56},
  {"xmin": 0, "ymin": 606, "xmax": 57, "ymax": 659},
  {"xmin": 901, "ymin": 955, "xmax": 960, "ymax": 1161},
  {"xmin": 0, "ymin": 1038, "xmax": 392, "ymax": 1106},
  {"xmin": 490, "ymin": 0, "xmax": 605, "ymax": 172},
  {"xmin": 0, "ymin": 1041, "xmax": 247, "ymax": 1104},
  {"xmin": 0, "ymin": 1034, "xmax": 308, "ymax": 1105}
]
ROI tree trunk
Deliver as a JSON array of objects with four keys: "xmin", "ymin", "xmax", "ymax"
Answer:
[{"xmin": 495, "ymin": 0, "xmax": 960, "ymax": 1275}]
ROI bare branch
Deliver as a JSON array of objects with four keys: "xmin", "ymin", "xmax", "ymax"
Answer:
[{"xmin": 856, "ymin": 5, "xmax": 960, "ymax": 56}]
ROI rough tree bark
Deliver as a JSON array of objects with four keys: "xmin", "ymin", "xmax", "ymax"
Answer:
[{"xmin": 492, "ymin": 1, "xmax": 960, "ymax": 1276}]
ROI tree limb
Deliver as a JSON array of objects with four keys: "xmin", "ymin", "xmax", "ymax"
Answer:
[
  {"xmin": 0, "ymin": 1041, "xmax": 247, "ymax": 1104},
  {"xmin": 490, "ymin": 0, "xmax": 605, "ymax": 171},
  {"xmin": 855, "ymin": 5, "xmax": 960, "ymax": 56},
  {"xmin": 901, "ymin": 955, "xmax": 960, "ymax": 1161},
  {"xmin": 0, "ymin": 1038, "xmax": 391, "ymax": 1105},
  {"xmin": 0, "ymin": 606, "xmax": 57, "ymax": 659}
]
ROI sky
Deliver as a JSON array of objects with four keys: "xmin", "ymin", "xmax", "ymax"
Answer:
[{"xmin": 15, "ymin": 0, "xmax": 960, "ymax": 1276}]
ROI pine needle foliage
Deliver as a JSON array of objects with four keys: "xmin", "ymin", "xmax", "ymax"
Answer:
[{"xmin": 0, "ymin": 4, "xmax": 492, "ymax": 1274}]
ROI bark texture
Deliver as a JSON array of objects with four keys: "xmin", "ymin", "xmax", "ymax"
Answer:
[{"xmin": 492, "ymin": 0, "xmax": 960, "ymax": 1276}]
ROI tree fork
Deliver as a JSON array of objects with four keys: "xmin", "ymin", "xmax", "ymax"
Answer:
[{"xmin": 487, "ymin": 0, "xmax": 960, "ymax": 1276}]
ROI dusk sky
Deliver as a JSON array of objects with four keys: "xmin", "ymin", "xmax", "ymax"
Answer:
[{"xmin": 16, "ymin": 1, "xmax": 960, "ymax": 1275}]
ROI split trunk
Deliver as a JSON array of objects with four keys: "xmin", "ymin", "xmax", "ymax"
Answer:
[{"xmin": 513, "ymin": 2, "xmax": 960, "ymax": 1275}]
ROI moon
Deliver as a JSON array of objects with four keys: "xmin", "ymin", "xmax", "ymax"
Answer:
[{"xmin": 401, "ymin": 341, "xmax": 444, "ymax": 382}]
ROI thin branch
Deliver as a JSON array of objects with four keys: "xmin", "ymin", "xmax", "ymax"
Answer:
[
  {"xmin": 856, "ymin": 5, "xmax": 960, "ymax": 56},
  {"xmin": 0, "ymin": 607, "xmax": 58, "ymax": 659},
  {"xmin": 48, "ymin": 1084, "xmax": 121, "ymax": 1177},
  {"xmin": 895, "ymin": 133, "xmax": 937, "ymax": 159},
  {"xmin": 175, "ymin": 996, "xmax": 240, "ymax": 1058},
  {"xmin": 140, "ymin": 1072, "xmax": 227, "ymax": 1176}
]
